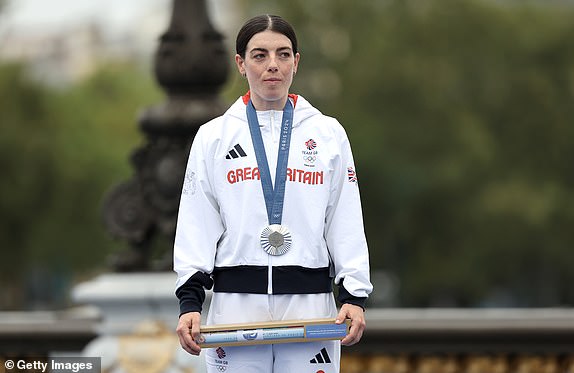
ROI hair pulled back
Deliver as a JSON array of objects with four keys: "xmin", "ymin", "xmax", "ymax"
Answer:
[{"xmin": 236, "ymin": 15, "xmax": 298, "ymax": 58}]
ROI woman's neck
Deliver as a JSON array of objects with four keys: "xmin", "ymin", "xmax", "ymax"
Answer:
[{"xmin": 251, "ymin": 95, "xmax": 288, "ymax": 111}]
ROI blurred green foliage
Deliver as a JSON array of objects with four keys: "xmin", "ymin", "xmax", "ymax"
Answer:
[
  {"xmin": 0, "ymin": 62, "xmax": 162, "ymax": 308},
  {"xmin": 1, "ymin": 0, "xmax": 574, "ymax": 309},
  {"xmin": 240, "ymin": 0, "xmax": 574, "ymax": 306}
]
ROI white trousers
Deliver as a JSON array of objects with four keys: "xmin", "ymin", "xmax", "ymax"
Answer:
[{"xmin": 204, "ymin": 292, "xmax": 340, "ymax": 373}]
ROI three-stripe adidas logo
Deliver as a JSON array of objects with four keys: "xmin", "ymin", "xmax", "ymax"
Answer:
[
  {"xmin": 226, "ymin": 144, "xmax": 247, "ymax": 159},
  {"xmin": 310, "ymin": 347, "xmax": 331, "ymax": 364}
]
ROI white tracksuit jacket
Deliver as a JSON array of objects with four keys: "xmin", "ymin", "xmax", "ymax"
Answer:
[{"xmin": 174, "ymin": 93, "xmax": 372, "ymax": 320}]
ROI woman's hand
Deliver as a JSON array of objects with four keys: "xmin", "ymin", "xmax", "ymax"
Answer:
[
  {"xmin": 176, "ymin": 311, "xmax": 203, "ymax": 355},
  {"xmin": 335, "ymin": 304, "xmax": 366, "ymax": 346}
]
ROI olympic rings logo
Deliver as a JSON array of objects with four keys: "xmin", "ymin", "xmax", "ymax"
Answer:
[{"xmin": 303, "ymin": 156, "xmax": 316, "ymax": 163}]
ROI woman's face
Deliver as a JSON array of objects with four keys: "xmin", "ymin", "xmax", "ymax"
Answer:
[{"xmin": 235, "ymin": 30, "xmax": 300, "ymax": 110}]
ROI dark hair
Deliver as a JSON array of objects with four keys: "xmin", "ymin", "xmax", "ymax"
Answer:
[{"xmin": 236, "ymin": 15, "xmax": 298, "ymax": 58}]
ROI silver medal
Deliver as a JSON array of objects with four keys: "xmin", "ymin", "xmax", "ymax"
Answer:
[{"xmin": 260, "ymin": 224, "xmax": 292, "ymax": 256}]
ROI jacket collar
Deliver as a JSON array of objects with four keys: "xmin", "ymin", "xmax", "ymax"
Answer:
[{"xmin": 241, "ymin": 91, "xmax": 299, "ymax": 108}]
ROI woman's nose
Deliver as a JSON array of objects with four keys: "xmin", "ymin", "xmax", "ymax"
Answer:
[{"xmin": 267, "ymin": 56, "xmax": 279, "ymax": 72}]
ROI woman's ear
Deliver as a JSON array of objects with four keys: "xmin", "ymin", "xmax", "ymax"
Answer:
[
  {"xmin": 293, "ymin": 52, "xmax": 301, "ymax": 75},
  {"xmin": 235, "ymin": 54, "xmax": 246, "ymax": 77}
]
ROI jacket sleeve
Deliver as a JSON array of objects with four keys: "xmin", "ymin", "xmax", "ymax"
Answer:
[
  {"xmin": 324, "ymin": 119, "xmax": 373, "ymax": 309},
  {"xmin": 173, "ymin": 125, "xmax": 224, "ymax": 315}
]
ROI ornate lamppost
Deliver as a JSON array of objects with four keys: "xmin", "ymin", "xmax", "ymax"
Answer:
[{"xmin": 102, "ymin": 0, "xmax": 229, "ymax": 272}]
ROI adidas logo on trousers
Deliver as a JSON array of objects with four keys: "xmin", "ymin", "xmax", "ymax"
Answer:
[{"xmin": 310, "ymin": 348, "xmax": 331, "ymax": 364}]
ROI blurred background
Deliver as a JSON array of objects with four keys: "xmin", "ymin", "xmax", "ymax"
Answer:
[{"xmin": 1, "ymin": 0, "xmax": 574, "ymax": 312}]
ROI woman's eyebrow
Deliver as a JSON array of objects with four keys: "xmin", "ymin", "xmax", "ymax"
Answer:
[
  {"xmin": 249, "ymin": 47, "xmax": 268, "ymax": 54},
  {"xmin": 249, "ymin": 46, "xmax": 292, "ymax": 54}
]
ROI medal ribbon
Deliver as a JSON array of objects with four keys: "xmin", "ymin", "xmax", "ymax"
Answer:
[{"xmin": 246, "ymin": 99, "xmax": 294, "ymax": 225}]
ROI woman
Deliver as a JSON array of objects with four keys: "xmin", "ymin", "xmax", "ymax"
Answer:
[{"xmin": 174, "ymin": 14, "xmax": 372, "ymax": 373}]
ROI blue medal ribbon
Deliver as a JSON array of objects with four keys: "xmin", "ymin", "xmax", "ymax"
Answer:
[{"xmin": 246, "ymin": 99, "xmax": 294, "ymax": 225}]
